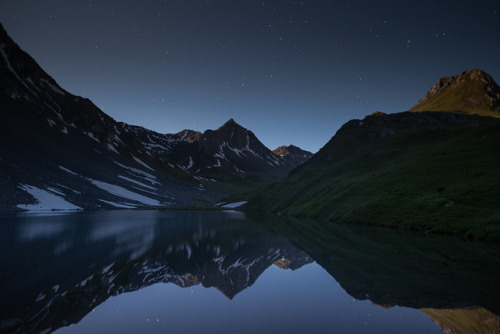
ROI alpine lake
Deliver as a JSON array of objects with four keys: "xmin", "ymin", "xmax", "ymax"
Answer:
[{"xmin": 1, "ymin": 209, "xmax": 499, "ymax": 333}]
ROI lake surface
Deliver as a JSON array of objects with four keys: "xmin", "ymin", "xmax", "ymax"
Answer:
[{"xmin": 1, "ymin": 210, "xmax": 499, "ymax": 333}]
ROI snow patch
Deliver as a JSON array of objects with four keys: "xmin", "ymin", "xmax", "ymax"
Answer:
[
  {"xmin": 17, "ymin": 184, "xmax": 82, "ymax": 212},
  {"xmin": 214, "ymin": 152, "xmax": 227, "ymax": 160},
  {"xmin": 26, "ymin": 77, "xmax": 41, "ymax": 92},
  {"xmin": 130, "ymin": 186, "xmax": 160, "ymax": 196},
  {"xmin": 107, "ymin": 143, "xmax": 119, "ymax": 154},
  {"xmin": 0, "ymin": 45, "xmax": 39, "ymax": 97},
  {"xmin": 58, "ymin": 166, "xmax": 78, "ymax": 176},
  {"xmin": 187, "ymin": 156, "xmax": 194, "ymax": 169},
  {"xmin": 98, "ymin": 199, "xmax": 137, "ymax": 209},
  {"xmin": 131, "ymin": 155, "xmax": 155, "ymax": 171},
  {"xmin": 77, "ymin": 276, "xmax": 93, "ymax": 287},
  {"xmin": 56, "ymin": 183, "xmax": 81, "ymax": 195},
  {"xmin": 118, "ymin": 175, "xmax": 157, "ymax": 191},
  {"xmin": 102, "ymin": 263, "xmax": 114, "ymax": 274},
  {"xmin": 46, "ymin": 187, "xmax": 65, "ymax": 196},
  {"xmin": 221, "ymin": 201, "xmax": 247, "ymax": 208},
  {"xmin": 89, "ymin": 179, "xmax": 161, "ymax": 206},
  {"xmin": 36, "ymin": 293, "xmax": 46, "ymax": 302},
  {"xmin": 244, "ymin": 133, "xmax": 262, "ymax": 158},
  {"xmin": 85, "ymin": 132, "xmax": 100, "ymax": 143},
  {"xmin": 41, "ymin": 79, "xmax": 65, "ymax": 95},
  {"xmin": 112, "ymin": 161, "xmax": 160, "ymax": 185}
]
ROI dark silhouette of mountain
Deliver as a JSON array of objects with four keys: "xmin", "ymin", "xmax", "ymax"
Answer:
[
  {"xmin": 244, "ymin": 71, "xmax": 500, "ymax": 240},
  {"xmin": 167, "ymin": 119, "xmax": 312, "ymax": 185},
  {"xmin": 0, "ymin": 23, "xmax": 308, "ymax": 211},
  {"xmin": 260, "ymin": 214, "xmax": 500, "ymax": 315}
]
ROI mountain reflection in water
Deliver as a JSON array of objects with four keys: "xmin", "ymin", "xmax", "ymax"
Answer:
[{"xmin": 0, "ymin": 210, "xmax": 499, "ymax": 333}]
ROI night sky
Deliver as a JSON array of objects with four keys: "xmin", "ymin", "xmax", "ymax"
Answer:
[{"xmin": 1, "ymin": 1, "xmax": 499, "ymax": 153}]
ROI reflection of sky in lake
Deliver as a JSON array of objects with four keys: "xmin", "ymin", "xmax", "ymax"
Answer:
[
  {"xmin": 54, "ymin": 263, "xmax": 439, "ymax": 334},
  {"xmin": 19, "ymin": 221, "xmax": 67, "ymax": 241},
  {"xmin": 3, "ymin": 210, "xmax": 499, "ymax": 334}
]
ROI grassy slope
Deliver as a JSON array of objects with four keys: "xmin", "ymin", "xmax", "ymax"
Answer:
[
  {"xmin": 410, "ymin": 72, "xmax": 500, "ymax": 117},
  {"xmin": 244, "ymin": 123, "xmax": 500, "ymax": 240}
]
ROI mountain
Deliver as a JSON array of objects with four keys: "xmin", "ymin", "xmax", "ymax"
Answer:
[
  {"xmin": 410, "ymin": 69, "xmax": 500, "ymax": 116},
  {"xmin": 165, "ymin": 119, "xmax": 310, "ymax": 185},
  {"xmin": 244, "ymin": 71, "xmax": 500, "ymax": 240},
  {"xmin": 0, "ymin": 23, "xmax": 308, "ymax": 211},
  {"xmin": 272, "ymin": 145, "xmax": 313, "ymax": 167}
]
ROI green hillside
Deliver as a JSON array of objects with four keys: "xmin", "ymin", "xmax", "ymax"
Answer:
[
  {"xmin": 243, "ymin": 112, "xmax": 500, "ymax": 240},
  {"xmin": 410, "ymin": 69, "xmax": 500, "ymax": 117}
]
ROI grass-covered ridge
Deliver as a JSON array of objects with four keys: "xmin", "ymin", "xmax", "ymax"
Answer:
[
  {"xmin": 410, "ymin": 69, "xmax": 500, "ymax": 117},
  {"xmin": 243, "ymin": 111, "xmax": 500, "ymax": 240}
]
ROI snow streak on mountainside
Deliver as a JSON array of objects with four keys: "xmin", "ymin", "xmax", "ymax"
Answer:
[{"xmin": 0, "ymin": 23, "xmax": 311, "ymax": 211}]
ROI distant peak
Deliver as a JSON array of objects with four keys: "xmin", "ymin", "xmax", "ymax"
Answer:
[
  {"xmin": 274, "ymin": 144, "xmax": 299, "ymax": 151},
  {"xmin": 426, "ymin": 69, "xmax": 496, "ymax": 98},
  {"xmin": 272, "ymin": 145, "xmax": 313, "ymax": 157},
  {"xmin": 175, "ymin": 129, "xmax": 202, "ymax": 142},
  {"xmin": 410, "ymin": 69, "xmax": 500, "ymax": 116},
  {"xmin": 218, "ymin": 118, "xmax": 243, "ymax": 130},
  {"xmin": 224, "ymin": 118, "xmax": 237, "ymax": 125},
  {"xmin": 462, "ymin": 69, "xmax": 491, "ymax": 79}
]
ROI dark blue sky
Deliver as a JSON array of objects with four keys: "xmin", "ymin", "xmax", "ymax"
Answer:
[{"xmin": 1, "ymin": 1, "xmax": 499, "ymax": 152}]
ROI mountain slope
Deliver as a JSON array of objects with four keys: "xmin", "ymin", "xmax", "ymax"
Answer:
[
  {"xmin": 0, "ymin": 23, "xmax": 219, "ymax": 210},
  {"xmin": 272, "ymin": 145, "xmax": 313, "ymax": 167},
  {"xmin": 166, "ymin": 119, "xmax": 313, "ymax": 185},
  {"xmin": 410, "ymin": 69, "xmax": 500, "ymax": 116},
  {"xmin": 244, "ymin": 76, "xmax": 500, "ymax": 240},
  {"xmin": 0, "ymin": 23, "xmax": 308, "ymax": 211}
]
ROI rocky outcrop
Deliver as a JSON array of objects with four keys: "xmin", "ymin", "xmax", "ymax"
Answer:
[
  {"xmin": 273, "ymin": 145, "xmax": 313, "ymax": 166},
  {"xmin": 410, "ymin": 69, "xmax": 500, "ymax": 115}
]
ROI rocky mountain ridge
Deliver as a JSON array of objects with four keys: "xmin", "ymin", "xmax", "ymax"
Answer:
[
  {"xmin": 0, "ymin": 23, "xmax": 311, "ymax": 211},
  {"xmin": 410, "ymin": 69, "xmax": 500, "ymax": 116}
]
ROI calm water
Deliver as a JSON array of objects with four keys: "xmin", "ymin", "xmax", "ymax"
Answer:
[{"xmin": 1, "ymin": 210, "xmax": 499, "ymax": 334}]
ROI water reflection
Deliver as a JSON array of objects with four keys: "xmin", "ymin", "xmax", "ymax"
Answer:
[
  {"xmin": 0, "ymin": 210, "xmax": 499, "ymax": 333},
  {"xmin": 0, "ymin": 210, "xmax": 311, "ymax": 333},
  {"xmin": 421, "ymin": 307, "xmax": 500, "ymax": 333},
  {"xmin": 258, "ymin": 214, "xmax": 500, "ymax": 315}
]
